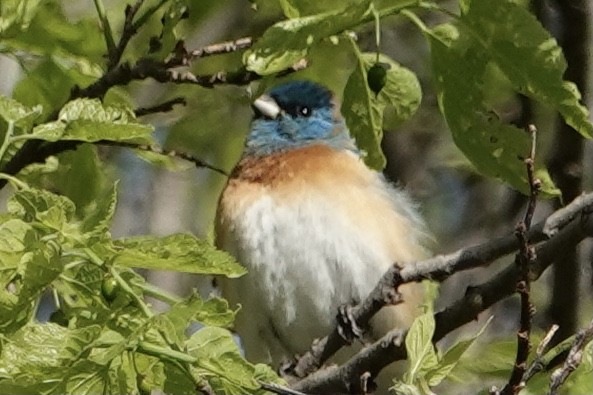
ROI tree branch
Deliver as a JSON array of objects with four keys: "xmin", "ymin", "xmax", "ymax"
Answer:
[
  {"xmin": 102, "ymin": 141, "xmax": 228, "ymax": 176},
  {"xmin": 521, "ymin": 324, "xmax": 559, "ymax": 384},
  {"xmin": 134, "ymin": 96, "xmax": 186, "ymax": 116},
  {"xmin": 292, "ymin": 193, "xmax": 593, "ymax": 394},
  {"xmin": 107, "ymin": 0, "xmax": 144, "ymax": 71},
  {"xmin": 549, "ymin": 318, "xmax": 593, "ymax": 395},
  {"xmin": 499, "ymin": 125, "xmax": 540, "ymax": 395}
]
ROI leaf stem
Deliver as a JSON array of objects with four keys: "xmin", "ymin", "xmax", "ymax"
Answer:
[
  {"xmin": 132, "ymin": 280, "xmax": 182, "ymax": 305},
  {"xmin": 0, "ymin": 172, "xmax": 28, "ymax": 189},
  {"xmin": 0, "ymin": 121, "xmax": 15, "ymax": 162},
  {"xmin": 110, "ymin": 266, "xmax": 154, "ymax": 318},
  {"xmin": 137, "ymin": 340, "xmax": 197, "ymax": 363},
  {"xmin": 93, "ymin": 0, "xmax": 117, "ymax": 56}
]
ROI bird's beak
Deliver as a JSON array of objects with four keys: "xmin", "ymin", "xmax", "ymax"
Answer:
[{"xmin": 252, "ymin": 94, "xmax": 282, "ymax": 120}]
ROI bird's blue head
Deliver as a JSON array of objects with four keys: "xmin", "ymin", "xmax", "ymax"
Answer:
[{"xmin": 244, "ymin": 80, "xmax": 356, "ymax": 156}]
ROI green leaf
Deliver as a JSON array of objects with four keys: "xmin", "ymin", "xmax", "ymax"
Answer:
[
  {"xmin": 0, "ymin": 0, "xmax": 42, "ymax": 37},
  {"xmin": 187, "ymin": 327, "xmax": 265, "ymax": 394},
  {"xmin": 32, "ymin": 98, "xmax": 154, "ymax": 143},
  {"xmin": 244, "ymin": 1, "xmax": 371, "ymax": 75},
  {"xmin": 8, "ymin": 188, "xmax": 76, "ymax": 230},
  {"xmin": 133, "ymin": 149, "xmax": 194, "ymax": 171},
  {"xmin": 342, "ymin": 41, "xmax": 421, "ymax": 170},
  {"xmin": 390, "ymin": 381, "xmax": 422, "ymax": 395},
  {"xmin": 405, "ymin": 312, "xmax": 438, "ymax": 383},
  {"xmin": 80, "ymin": 181, "xmax": 118, "ymax": 240},
  {"xmin": 425, "ymin": 316, "xmax": 493, "ymax": 387},
  {"xmin": 428, "ymin": 23, "xmax": 559, "ymax": 196},
  {"xmin": 0, "ymin": 322, "xmax": 102, "ymax": 393},
  {"xmin": 166, "ymin": 292, "xmax": 236, "ymax": 332},
  {"xmin": 452, "ymin": 339, "xmax": 516, "ymax": 379},
  {"xmin": 149, "ymin": 0, "xmax": 188, "ymax": 60},
  {"xmin": 0, "ymin": 244, "xmax": 63, "ymax": 332},
  {"xmin": 1, "ymin": 3, "xmax": 105, "ymax": 64},
  {"xmin": 403, "ymin": 281, "xmax": 440, "ymax": 384},
  {"xmin": 112, "ymin": 233, "xmax": 246, "ymax": 277},
  {"xmin": 0, "ymin": 95, "xmax": 42, "ymax": 127},
  {"xmin": 277, "ymin": 0, "xmax": 371, "ymax": 17},
  {"xmin": 461, "ymin": 0, "xmax": 592, "ymax": 139},
  {"xmin": 13, "ymin": 58, "xmax": 96, "ymax": 121}
]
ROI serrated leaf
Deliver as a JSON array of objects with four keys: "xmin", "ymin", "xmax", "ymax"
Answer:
[
  {"xmin": 80, "ymin": 181, "xmax": 117, "ymax": 240},
  {"xmin": 428, "ymin": 23, "xmax": 560, "ymax": 197},
  {"xmin": 187, "ymin": 327, "xmax": 263, "ymax": 393},
  {"xmin": 244, "ymin": 1, "xmax": 371, "ymax": 74},
  {"xmin": 342, "ymin": 40, "xmax": 421, "ymax": 170},
  {"xmin": 425, "ymin": 316, "xmax": 493, "ymax": 387},
  {"xmin": 0, "ymin": 96, "xmax": 42, "ymax": 165},
  {"xmin": 8, "ymin": 188, "xmax": 76, "ymax": 230},
  {"xmin": 32, "ymin": 98, "xmax": 154, "ymax": 143},
  {"xmin": 112, "ymin": 233, "xmax": 246, "ymax": 277},
  {"xmin": 166, "ymin": 292, "xmax": 236, "ymax": 333},
  {"xmin": 0, "ymin": 95, "xmax": 42, "ymax": 127},
  {"xmin": 0, "ymin": 0, "xmax": 42, "ymax": 37},
  {"xmin": 0, "ymin": 323, "xmax": 101, "ymax": 384},
  {"xmin": 462, "ymin": 0, "xmax": 592, "ymax": 139},
  {"xmin": 0, "ymin": 244, "xmax": 63, "ymax": 332}
]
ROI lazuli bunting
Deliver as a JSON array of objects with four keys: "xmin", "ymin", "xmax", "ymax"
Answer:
[{"xmin": 216, "ymin": 80, "xmax": 428, "ymax": 373}]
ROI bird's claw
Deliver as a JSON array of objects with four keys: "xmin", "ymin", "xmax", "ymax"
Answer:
[{"xmin": 337, "ymin": 304, "xmax": 364, "ymax": 344}]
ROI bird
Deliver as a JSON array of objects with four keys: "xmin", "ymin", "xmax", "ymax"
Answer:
[{"xmin": 215, "ymin": 80, "xmax": 429, "ymax": 379}]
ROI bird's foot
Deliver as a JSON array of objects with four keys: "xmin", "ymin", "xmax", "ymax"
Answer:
[{"xmin": 337, "ymin": 303, "xmax": 365, "ymax": 344}]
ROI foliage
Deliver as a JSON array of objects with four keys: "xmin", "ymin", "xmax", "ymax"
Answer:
[{"xmin": 0, "ymin": 0, "xmax": 591, "ymax": 394}]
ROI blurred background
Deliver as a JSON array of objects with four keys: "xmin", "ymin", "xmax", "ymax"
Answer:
[{"xmin": 0, "ymin": 0, "xmax": 591, "ymax": 388}]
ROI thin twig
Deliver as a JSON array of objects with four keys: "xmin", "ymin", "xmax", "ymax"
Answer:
[
  {"xmin": 549, "ymin": 318, "xmax": 593, "ymax": 395},
  {"xmin": 522, "ymin": 324, "xmax": 560, "ymax": 384},
  {"xmin": 93, "ymin": 0, "xmax": 117, "ymax": 59},
  {"xmin": 73, "ymin": 58, "xmax": 308, "ymax": 101},
  {"xmin": 100, "ymin": 140, "xmax": 228, "ymax": 176},
  {"xmin": 135, "ymin": 97, "xmax": 186, "ymax": 116},
  {"xmin": 107, "ymin": 0, "xmax": 144, "ymax": 70},
  {"xmin": 499, "ymin": 125, "xmax": 540, "ymax": 395},
  {"xmin": 188, "ymin": 37, "xmax": 253, "ymax": 60}
]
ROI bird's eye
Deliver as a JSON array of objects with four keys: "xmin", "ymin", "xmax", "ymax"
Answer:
[{"xmin": 297, "ymin": 106, "xmax": 311, "ymax": 117}]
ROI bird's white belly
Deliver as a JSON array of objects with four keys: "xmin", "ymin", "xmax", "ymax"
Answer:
[{"xmin": 223, "ymin": 192, "xmax": 394, "ymax": 362}]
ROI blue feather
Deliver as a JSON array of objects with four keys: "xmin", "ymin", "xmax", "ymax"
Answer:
[{"xmin": 244, "ymin": 81, "xmax": 357, "ymax": 156}]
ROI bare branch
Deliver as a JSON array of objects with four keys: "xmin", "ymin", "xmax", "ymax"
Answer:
[
  {"xmin": 188, "ymin": 37, "xmax": 253, "ymax": 61},
  {"xmin": 549, "ymin": 318, "xmax": 593, "ymax": 395},
  {"xmin": 107, "ymin": 0, "xmax": 144, "ymax": 70},
  {"xmin": 522, "ymin": 324, "xmax": 559, "ymax": 384},
  {"xmin": 102, "ymin": 141, "xmax": 228, "ymax": 176},
  {"xmin": 499, "ymin": 125, "xmax": 540, "ymax": 395}
]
